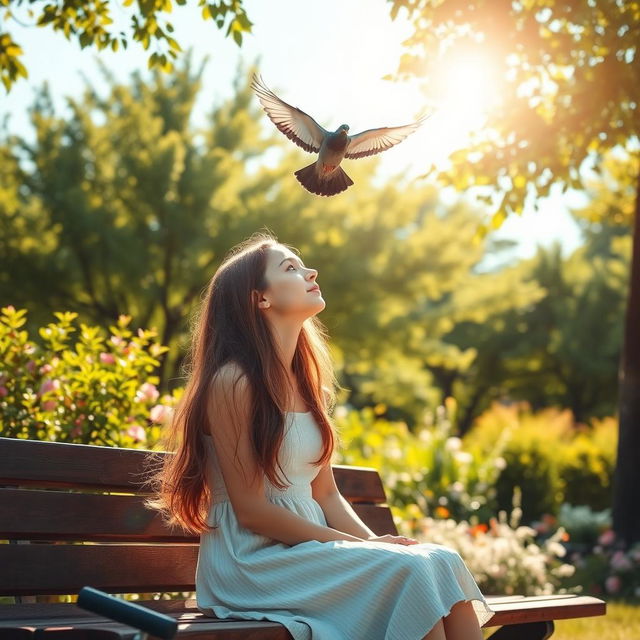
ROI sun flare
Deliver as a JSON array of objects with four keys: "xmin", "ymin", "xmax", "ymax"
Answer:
[{"xmin": 418, "ymin": 47, "xmax": 503, "ymax": 171}]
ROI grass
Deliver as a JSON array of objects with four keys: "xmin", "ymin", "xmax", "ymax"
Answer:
[
  {"xmin": 483, "ymin": 602, "xmax": 639, "ymax": 639},
  {"xmin": 552, "ymin": 602, "xmax": 640, "ymax": 640}
]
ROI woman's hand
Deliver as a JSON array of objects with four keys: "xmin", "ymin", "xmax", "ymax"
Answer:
[{"xmin": 367, "ymin": 534, "xmax": 420, "ymax": 545}]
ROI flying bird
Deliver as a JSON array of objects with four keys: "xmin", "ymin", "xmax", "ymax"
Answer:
[{"xmin": 251, "ymin": 74, "xmax": 431, "ymax": 197}]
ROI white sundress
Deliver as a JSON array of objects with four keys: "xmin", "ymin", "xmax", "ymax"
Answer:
[{"xmin": 196, "ymin": 411, "xmax": 494, "ymax": 640}]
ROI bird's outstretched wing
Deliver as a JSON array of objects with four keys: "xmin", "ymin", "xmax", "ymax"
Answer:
[
  {"xmin": 345, "ymin": 113, "xmax": 432, "ymax": 160},
  {"xmin": 251, "ymin": 74, "xmax": 328, "ymax": 154}
]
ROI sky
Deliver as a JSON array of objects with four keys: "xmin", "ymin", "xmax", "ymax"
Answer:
[{"xmin": 1, "ymin": 0, "xmax": 587, "ymax": 270}]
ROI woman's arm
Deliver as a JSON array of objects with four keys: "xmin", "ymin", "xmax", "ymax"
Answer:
[
  {"xmin": 243, "ymin": 500, "xmax": 367, "ymax": 545},
  {"xmin": 311, "ymin": 462, "xmax": 377, "ymax": 539}
]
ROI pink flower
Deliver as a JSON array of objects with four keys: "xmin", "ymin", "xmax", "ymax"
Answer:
[
  {"xmin": 610, "ymin": 551, "xmax": 633, "ymax": 572},
  {"xmin": 70, "ymin": 424, "xmax": 83, "ymax": 437},
  {"xmin": 605, "ymin": 575, "xmax": 621, "ymax": 594},
  {"xmin": 99, "ymin": 352, "xmax": 116, "ymax": 365},
  {"xmin": 149, "ymin": 404, "xmax": 172, "ymax": 424},
  {"xmin": 598, "ymin": 529, "xmax": 616, "ymax": 546},
  {"xmin": 26, "ymin": 360, "xmax": 37, "ymax": 373},
  {"xmin": 0, "ymin": 386, "xmax": 8, "ymax": 397},
  {"xmin": 39, "ymin": 378, "xmax": 60, "ymax": 395},
  {"xmin": 39, "ymin": 363, "xmax": 53, "ymax": 375},
  {"xmin": 42, "ymin": 400, "xmax": 57, "ymax": 411},
  {"xmin": 110, "ymin": 336, "xmax": 124, "ymax": 347},
  {"xmin": 126, "ymin": 425, "xmax": 147, "ymax": 442},
  {"xmin": 136, "ymin": 382, "xmax": 159, "ymax": 403}
]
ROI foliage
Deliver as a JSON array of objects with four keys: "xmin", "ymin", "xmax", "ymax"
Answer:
[
  {"xmin": 0, "ymin": 305, "xmax": 178, "ymax": 446},
  {"xmin": 333, "ymin": 399, "xmax": 505, "ymax": 524},
  {"xmin": 563, "ymin": 531, "xmax": 640, "ymax": 602},
  {"xmin": 440, "ymin": 218, "xmax": 631, "ymax": 434},
  {"xmin": 387, "ymin": 0, "xmax": 639, "ymax": 233},
  {"xmin": 546, "ymin": 505, "xmax": 640, "ymax": 602},
  {"xmin": 555, "ymin": 504, "xmax": 612, "ymax": 548},
  {"xmin": 465, "ymin": 401, "xmax": 617, "ymax": 522},
  {"xmin": 0, "ymin": 0, "xmax": 251, "ymax": 91}
]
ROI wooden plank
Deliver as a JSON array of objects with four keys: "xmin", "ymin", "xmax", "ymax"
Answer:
[
  {"xmin": 351, "ymin": 504, "xmax": 397, "ymax": 536},
  {"xmin": 32, "ymin": 620, "xmax": 293, "ymax": 640},
  {"xmin": 0, "ymin": 438, "xmax": 156, "ymax": 492},
  {"xmin": 0, "ymin": 489, "xmax": 197, "ymax": 543},
  {"xmin": 332, "ymin": 465, "xmax": 388, "ymax": 503},
  {"xmin": 485, "ymin": 595, "xmax": 606, "ymax": 626},
  {"xmin": 0, "ymin": 626, "xmax": 35, "ymax": 640},
  {"xmin": 0, "ymin": 493, "xmax": 391, "ymax": 543},
  {"xmin": 0, "ymin": 544, "xmax": 198, "ymax": 596},
  {"xmin": 0, "ymin": 594, "xmax": 607, "ymax": 639},
  {"xmin": 0, "ymin": 439, "xmax": 387, "ymax": 504}
]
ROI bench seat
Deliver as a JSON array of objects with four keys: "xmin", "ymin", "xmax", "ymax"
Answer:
[{"xmin": 0, "ymin": 437, "xmax": 606, "ymax": 639}]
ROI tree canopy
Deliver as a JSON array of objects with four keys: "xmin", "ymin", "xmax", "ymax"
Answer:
[{"xmin": 0, "ymin": 0, "xmax": 251, "ymax": 91}]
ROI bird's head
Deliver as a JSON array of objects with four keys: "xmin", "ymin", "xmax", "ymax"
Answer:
[{"xmin": 338, "ymin": 124, "xmax": 349, "ymax": 136}]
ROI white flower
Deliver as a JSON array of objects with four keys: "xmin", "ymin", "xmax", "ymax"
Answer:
[
  {"xmin": 494, "ymin": 456, "xmax": 507, "ymax": 470},
  {"xmin": 454, "ymin": 451, "xmax": 473, "ymax": 465},
  {"xmin": 445, "ymin": 437, "xmax": 462, "ymax": 451}
]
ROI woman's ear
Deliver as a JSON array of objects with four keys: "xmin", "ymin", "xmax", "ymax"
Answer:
[{"xmin": 253, "ymin": 289, "xmax": 270, "ymax": 309}]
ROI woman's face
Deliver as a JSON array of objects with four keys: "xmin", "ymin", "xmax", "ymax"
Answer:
[{"xmin": 257, "ymin": 246, "xmax": 325, "ymax": 316}]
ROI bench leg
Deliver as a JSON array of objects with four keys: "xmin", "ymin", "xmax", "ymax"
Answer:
[{"xmin": 486, "ymin": 621, "xmax": 554, "ymax": 640}]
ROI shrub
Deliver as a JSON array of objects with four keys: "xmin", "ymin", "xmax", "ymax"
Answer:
[
  {"xmin": 561, "ymin": 422, "xmax": 616, "ymax": 511},
  {"xmin": 464, "ymin": 401, "xmax": 616, "ymax": 522},
  {"xmin": 0, "ymin": 306, "xmax": 178, "ymax": 448},
  {"xmin": 333, "ymin": 399, "xmax": 504, "ymax": 523}
]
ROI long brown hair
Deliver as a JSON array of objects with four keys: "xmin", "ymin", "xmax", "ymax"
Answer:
[{"xmin": 143, "ymin": 231, "xmax": 341, "ymax": 534}]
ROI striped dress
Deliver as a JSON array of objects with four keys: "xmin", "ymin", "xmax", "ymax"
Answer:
[{"xmin": 196, "ymin": 411, "xmax": 494, "ymax": 640}]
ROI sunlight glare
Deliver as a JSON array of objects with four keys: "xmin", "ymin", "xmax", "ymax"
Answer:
[{"xmin": 417, "ymin": 47, "xmax": 503, "ymax": 174}]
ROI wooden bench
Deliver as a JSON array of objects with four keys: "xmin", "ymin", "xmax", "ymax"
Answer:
[{"xmin": 0, "ymin": 436, "xmax": 606, "ymax": 639}]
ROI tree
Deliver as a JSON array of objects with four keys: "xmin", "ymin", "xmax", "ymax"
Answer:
[
  {"xmin": 388, "ymin": 0, "xmax": 640, "ymax": 544},
  {"xmin": 0, "ymin": 0, "xmax": 250, "ymax": 91}
]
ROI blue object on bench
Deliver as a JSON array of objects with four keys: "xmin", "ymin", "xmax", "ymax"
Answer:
[{"xmin": 77, "ymin": 586, "xmax": 178, "ymax": 639}]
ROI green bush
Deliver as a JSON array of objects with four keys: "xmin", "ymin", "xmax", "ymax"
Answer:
[
  {"xmin": 495, "ymin": 442, "xmax": 563, "ymax": 523},
  {"xmin": 464, "ymin": 401, "xmax": 617, "ymax": 522},
  {"xmin": 333, "ymin": 399, "xmax": 504, "ymax": 523},
  {"xmin": 0, "ymin": 306, "xmax": 179, "ymax": 447},
  {"xmin": 560, "ymin": 422, "xmax": 616, "ymax": 511}
]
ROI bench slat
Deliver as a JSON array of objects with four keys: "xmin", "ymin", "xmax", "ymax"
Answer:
[
  {"xmin": 0, "ymin": 438, "xmax": 388, "ymax": 504},
  {"xmin": 485, "ymin": 595, "xmax": 606, "ymax": 626},
  {"xmin": 0, "ymin": 437, "xmax": 150, "ymax": 491},
  {"xmin": 0, "ymin": 594, "xmax": 607, "ymax": 638},
  {"xmin": 0, "ymin": 489, "xmax": 197, "ymax": 543},
  {"xmin": 0, "ymin": 488, "xmax": 395, "ymax": 544},
  {"xmin": 0, "ymin": 544, "xmax": 198, "ymax": 596}
]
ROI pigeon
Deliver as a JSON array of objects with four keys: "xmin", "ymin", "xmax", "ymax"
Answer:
[{"xmin": 251, "ymin": 74, "xmax": 431, "ymax": 196}]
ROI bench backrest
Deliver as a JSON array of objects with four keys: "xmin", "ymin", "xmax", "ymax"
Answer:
[{"xmin": 0, "ymin": 437, "xmax": 397, "ymax": 597}]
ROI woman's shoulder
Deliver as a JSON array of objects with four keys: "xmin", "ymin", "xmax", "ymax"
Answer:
[{"xmin": 211, "ymin": 361, "xmax": 248, "ymax": 385}]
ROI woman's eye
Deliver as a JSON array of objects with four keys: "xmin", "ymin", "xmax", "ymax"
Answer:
[{"xmin": 287, "ymin": 265, "xmax": 295, "ymax": 271}]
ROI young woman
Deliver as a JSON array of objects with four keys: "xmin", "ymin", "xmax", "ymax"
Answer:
[{"xmin": 146, "ymin": 231, "xmax": 493, "ymax": 640}]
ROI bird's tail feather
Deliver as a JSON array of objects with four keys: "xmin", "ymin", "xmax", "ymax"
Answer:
[{"xmin": 294, "ymin": 162, "xmax": 353, "ymax": 197}]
